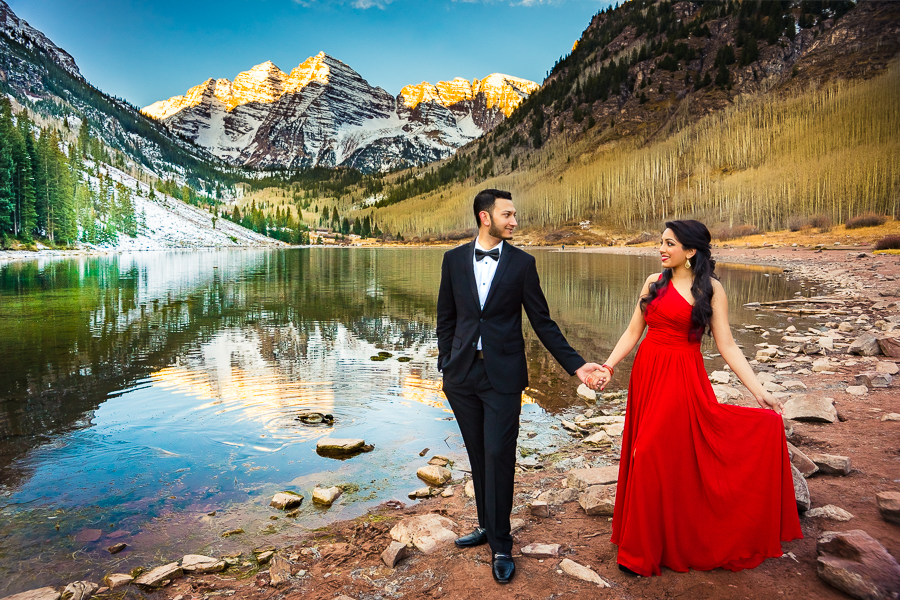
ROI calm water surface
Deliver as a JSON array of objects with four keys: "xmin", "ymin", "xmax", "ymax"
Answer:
[{"xmin": 0, "ymin": 248, "xmax": 807, "ymax": 592}]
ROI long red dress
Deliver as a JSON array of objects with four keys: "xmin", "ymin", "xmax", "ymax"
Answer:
[{"xmin": 611, "ymin": 281, "xmax": 802, "ymax": 576}]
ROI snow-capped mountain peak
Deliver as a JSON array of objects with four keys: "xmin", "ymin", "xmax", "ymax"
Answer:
[{"xmin": 142, "ymin": 52, "xmax": 538, "ymax": 173}]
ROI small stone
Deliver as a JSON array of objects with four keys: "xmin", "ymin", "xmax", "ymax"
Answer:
[
  {"xmin": 530, "ymin": 500, "xmax": 550, "ymax": 517},
  {"xmin": 855, "ymin": 371, "xmax": 892, "ymax": 388},
  {"xmin": 181, "ymin": 554, "xmax": 226, "ymax": 574},
  {"xmin": 268, "ymin": 555, "xmax": 292, "ymax": 587},
  {"xmin": 440, "ymin": 486, "xmax": 455, "ymax": 498},
  {"xmin": 849, "ymin": 333, "xmax": 882, "ymax": 356},
  {"xmin": 390, "ymin": 514, "xmax": 457, "ymax": 555},
  {"xmin": 601, "ymin": 423, "xmax": 624, "ymax": 436},
  {"xmin": 566, "ymin": 466, "xmax": 619, "ymax": 491},
  {"xmin": 221, "ymin": 528, "xmax": 244, "ymax": 537},
  {"xmin": 806, "ymin": 505, "xmax": 854, "ymax": 521},
  {"xmin": 312, "ymin": 486, "xmax": 342, "ymax": 506},
  {"xmin": 816, "ymin": 530, "xmax": 900, "ymax": 600},
  {"xmin": 256, "ymin": 550, "xmax": 274, "ymax": 564},
  {"xmin": 579, "ymin": 484, "xmax": 616, "ymax": 516},
  {"xmin": 712, "ymin": 384, "xmax": 743, "ymax": 403},
  {"xmin": 381, "ymin": 540, "xmax": 408, "ymax": 568},
  {"xmin": 510, "ymin": 518, "xmax": 526, "ymax": 534},
  {"xmin": 416, "ymin": 465, "xmax": 452, "ymax": 486},
  {"xmin": 763, "ymin": 381, "xmax": 786, "ymax": 392},
  {"xmin": 559, "ymin": 558, "xmax": 611, "ymax": 586},
  {"xmin": 846, "ymin": 386, "xmax": 869, "ymax": 396},
  {"xmin": 757, "ymin": 372, "xmax": 778, "ymax": 384},
  {"xmin": 61, "ymin": 582, "xmax": 97, "ymax": 600},
  {"xmin": 791, "ymin": 463, "xmax": 811, "ymax": 512},
  {"xmin": 809, "ymin": 453, "xmax": 851, "ymax": 475},
  {"xmin": 576, "ymin": 383, "xmax": 596, "ymax": 401},
  {"xmin": 787, "ymin": 442, "xmax": 818, "ymax": 477},
  {"xmin": 316, "ymin": 438, "xmax": 366, "ymax": 455},
  {"xmin": 427, "ymin": 455, "xmax": 450, "ymax": 467},
  {"xmin": 876, "ymin": 361, "xmax": 899, "ymax": 375},
  {"xmin": 782, "ymin": 380, "xmax": 808, "ymax": 391},
  {"xmin": 709, "ymin": 370, "xmax": 731, "ymax": 384},
  {"xmin": 465, "ymin": 480, "xmax": 475, "ymax": 498},
  {"xmin": 107, "ymin": 542, "xmax": 127, "ymax": 554},
  {"xmin": 133, "ymin": 562, "xmax": 182, "ymax": 588},
  {"xmin": 783, "ymin": 396, "xmax": 837, "ymax": 423},
  {"xmin": 270, "ymin": 492, "xmax": 304, "ymax": 510},
  {"xmin": 881, "ymin": 413, "xmax": 900, "ymax": 421},
  {"xmin": 582, "ymin": 430, "xmax": 613, "ymax": 446},
  {"xmin": 285, "ymin": 509, "xmax": 299, "ymax": 518},
  {"xmin": 0, "ymin": 588, "xmax": 61, "ymax": 600},
  {"xmin": 875, "ymin": 491, "xmax": 900, "ymax": 525},
  {"xmin": 560, "ymin": 420, "xmax": 587, "ymax": 434},
  {"xmin": 521, "ymin": 543, "xmax": 561, "ymax": 558},
  {"xmin": 812, "ymin": 359, "xmax": 833, "ymax": 373},
  {"xmin": 103, "ymin": 574, "xmax": 133, "ymax": 589},
  {"xmin": 537, "ymin": 487, "xmax": 580, "ymax": 505},
  {"xmin": 409, "ymin": 486, "xmax": 436, "ymax": 499},
  {"xmin": 838, "ymin": 322, "xmax": 854, "ymax": 333}
]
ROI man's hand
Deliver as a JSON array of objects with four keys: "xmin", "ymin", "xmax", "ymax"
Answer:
[{"xmin": 575, "ymin": 363, "xmax": 603, "ymax": 388}]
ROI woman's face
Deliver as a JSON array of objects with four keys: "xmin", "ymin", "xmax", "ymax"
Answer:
[{"xmin": 659, "ymin": 228, "xmax": 695, "ymax": 269}]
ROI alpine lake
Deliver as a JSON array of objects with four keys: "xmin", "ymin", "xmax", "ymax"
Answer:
[{"xmin": 0, "ymin": 247, "xmax": 814, "ymax": 593}]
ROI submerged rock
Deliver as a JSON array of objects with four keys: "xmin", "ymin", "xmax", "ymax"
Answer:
[
  {"xmin": 270, "ymin": 492, "xmax": 304, "ymax": 510},
  {"xmin": 312, "ymin": 485, "xmax": 342, "ymax": 506},
  {"xmin": 133, "ymin": 562, "xmax": 182, "ymax": 588},
  {"xmin": 316, "ymin": 438, "xmax": 366, "ymax": 456}
]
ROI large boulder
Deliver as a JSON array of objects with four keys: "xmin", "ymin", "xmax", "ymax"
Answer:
[
  {"xmin": 389, "ymin": 514, "xmax": 457, "ymax": 555},
  {"xmin": 566, "ymin": 466, "xmax": 619, "ymax": 491},
  {"xmin": 876, "ymin": 491, "xmax": 900, "ymax": 525},
  {"xmin": 816, "ymin": 530, "xmax": 900, "ymax": 600},
  {"xmin": 783, "ymin": 396, "xmax": 837, "ymax": 423},
  {"xmin": 791, "ymin": 463, "xmax": 811, "ymax": 512},
  {"xmin": 849, "ymin": 333, "xmax": 882, "ymax": 356},
  {"xmin": 578, "ymin": 484, "xmax": 616, "ymax": 516}
]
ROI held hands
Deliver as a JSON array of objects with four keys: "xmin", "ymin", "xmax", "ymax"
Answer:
[
  {"xmin": 576, "ymin": 363, "xmax": 611, "ymax": 391},
  {"xmin": 755, "ymin": 391, "xmax": 784, "ymax": 415}
]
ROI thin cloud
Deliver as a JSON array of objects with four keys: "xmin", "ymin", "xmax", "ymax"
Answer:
[{"xmin": 292, "ymin": 0, "xmax": 396, "ymax": 8}]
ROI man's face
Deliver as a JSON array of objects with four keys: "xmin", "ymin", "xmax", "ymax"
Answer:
[{"xmin": 481, "ymin": 199, "xmax": 517, "ymax": 240}]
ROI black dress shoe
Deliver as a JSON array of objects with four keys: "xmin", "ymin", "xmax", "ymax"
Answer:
[
  {"xmin": 618, "ymin": 563, "xmax": 640, "ymax": 577},
  {"xmin": 492, "ymin": 552, "xmax": 515, "ymax": 584},
  {"xmin": 454, "ymin": 527, "xmax": 487, "ymax": 548}
]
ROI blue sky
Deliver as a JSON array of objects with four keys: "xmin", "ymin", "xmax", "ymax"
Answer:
[{"xmin": 10, "ymin": 0, "xmax": 614, "ymax": 108}]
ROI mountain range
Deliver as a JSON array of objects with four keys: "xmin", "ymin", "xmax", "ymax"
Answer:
[{"xmin": 142, "ymin": 53, "xmax": 538, "ymax": 173}]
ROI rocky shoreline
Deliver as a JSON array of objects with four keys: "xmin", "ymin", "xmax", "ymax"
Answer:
[{"xmin": 3, "ymin": 246, "xmax": 899, "ymax": 600}]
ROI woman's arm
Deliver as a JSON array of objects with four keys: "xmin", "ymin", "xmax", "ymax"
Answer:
[
  {"xmin": 709, "ymin": 279, "xmax": 783, "ymax": 413},
  {"xmin": 588, "ymin": 274, "xmax": 654, "ymax": 390}
]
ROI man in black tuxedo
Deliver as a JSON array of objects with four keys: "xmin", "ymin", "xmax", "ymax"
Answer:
[{"xmin": 436, "ymin": 189, "xmax": 601, "ymax": 584}]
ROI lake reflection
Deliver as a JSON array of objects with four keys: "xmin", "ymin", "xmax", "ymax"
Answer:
[{"xmin": 0, "ymin": 248, "xmax": 803, "ymax": 592}]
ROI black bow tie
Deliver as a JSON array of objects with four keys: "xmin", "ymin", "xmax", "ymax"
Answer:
[{"xmin": 475, "ymin": 248, "xmax": 500, "ymax": 262}]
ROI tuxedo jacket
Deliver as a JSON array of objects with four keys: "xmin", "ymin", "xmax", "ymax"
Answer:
[{"xmin": 436, "ymin": 239, "xmax": 585, "ymax": 394}]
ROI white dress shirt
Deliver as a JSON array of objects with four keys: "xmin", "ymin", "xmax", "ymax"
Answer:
[{"xmin": 473, "ymin": 239, "xmax": 503, "ymax": 350}]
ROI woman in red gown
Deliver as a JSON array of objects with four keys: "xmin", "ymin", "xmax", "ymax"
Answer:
[{"xmin": 586, "ymin": 220, "xmax": 802, "ymax": 577}]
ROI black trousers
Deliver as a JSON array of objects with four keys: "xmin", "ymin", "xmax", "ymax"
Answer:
[{"xmin": 443, "ymin": 357, "xmax": 522, "ymax": 554}]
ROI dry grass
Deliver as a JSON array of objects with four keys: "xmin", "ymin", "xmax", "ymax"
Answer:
[{"xmin": 372, "ymin": 62, "xmax": 900, "ymax": 237}]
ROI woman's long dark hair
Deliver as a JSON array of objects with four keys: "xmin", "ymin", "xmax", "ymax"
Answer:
[{"xmin": 639, "ymin": 220, "xmax": 719, "ymax": 341}]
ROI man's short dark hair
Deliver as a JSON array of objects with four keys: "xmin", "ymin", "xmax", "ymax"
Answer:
[{"xmin": 473, "ymin": 189, "xmax": 512, "ymax": 227}]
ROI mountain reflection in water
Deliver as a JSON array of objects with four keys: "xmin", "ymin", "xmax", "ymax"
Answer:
[{"xmin": 0, "ymin": 248, "xmax": 804, "ymax": 594}]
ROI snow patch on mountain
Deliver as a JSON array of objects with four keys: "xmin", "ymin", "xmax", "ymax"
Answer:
[{"xmin": 0, "ymin": 0, "xmax": 81, "ymax": 79}]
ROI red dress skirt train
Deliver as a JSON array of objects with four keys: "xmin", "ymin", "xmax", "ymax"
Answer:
[{"xmin": 610, "ymin": 283, "xmax": 802, "ymax": 576}]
